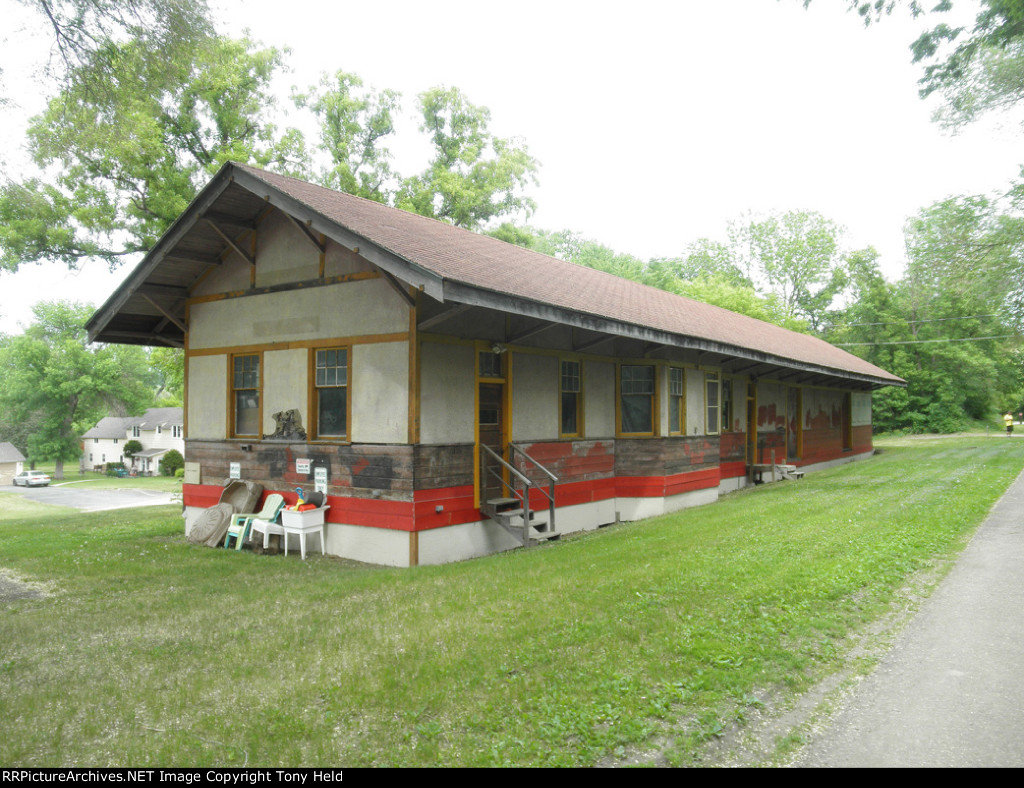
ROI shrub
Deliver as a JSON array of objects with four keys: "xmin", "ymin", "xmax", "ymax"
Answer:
[{"xmin": 159, "ymin": 449, "xmax": 184, "ymax": 477}]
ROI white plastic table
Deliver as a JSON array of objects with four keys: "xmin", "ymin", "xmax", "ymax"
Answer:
[{"xmin": 280, "ymin": 506, "xmax": 329, "ymax": 559}]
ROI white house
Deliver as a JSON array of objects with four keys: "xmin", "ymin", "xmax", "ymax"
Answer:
[
  {"xmin": 80, "ymin": 407, "xmax": 184, "ymax": 474},
  {"xmin": 0, "ymin": 442, "xmax": 27, "ymax": 485}
]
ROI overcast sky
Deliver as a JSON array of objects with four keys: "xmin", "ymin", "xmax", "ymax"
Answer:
[{"xmin": 1, "ymin": 0, "xmax": 1021, "ymax": 335}]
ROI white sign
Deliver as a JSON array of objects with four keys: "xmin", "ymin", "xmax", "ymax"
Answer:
[
  {"xmin": 314, "ymin": 466, "xmax": 328, "ymax": 495},
  {"xmin": 296, "ymin": 458, "xmax": 311, "ymax": 475},
  {"xmin": 229, "ymin": 462, "xmax": 241, "ymax": 480}
]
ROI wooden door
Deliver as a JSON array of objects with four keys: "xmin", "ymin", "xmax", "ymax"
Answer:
[
  {"xmin": 478, "ymin": 382, "xmax": 506, "ymax": 503},
  {"xmin": 787, "ymin": 387, "xmax": 801, "ymax": 462},
  {"xmin": 746, "ymin": 384, "xmax": 757, "ymax": 466}
]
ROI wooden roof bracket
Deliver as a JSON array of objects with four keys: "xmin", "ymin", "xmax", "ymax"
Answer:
[
  {"xmin": 375, "ymin": 265, "xmax": 416, "ymax": 307},
  {"xmin": 418, "ymin": 304, "xmax": 474, "ymax": 332},
  {"xmin": 283, "ymin": 212, "xmax": 327, "ymax": 254},
  {"xmin": 203, "ymin": 218, "xmax": 256, "ymax": 266}
]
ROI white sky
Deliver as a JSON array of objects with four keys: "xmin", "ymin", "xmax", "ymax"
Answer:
[{"xmin": 1, "ymin": 0, "xmax": 1021, "ymax": 335}]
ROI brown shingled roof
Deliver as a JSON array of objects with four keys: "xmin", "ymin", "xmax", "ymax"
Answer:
[{"xmin": 233, "ymin": 164, "xmax": 903, "ymax": 386}]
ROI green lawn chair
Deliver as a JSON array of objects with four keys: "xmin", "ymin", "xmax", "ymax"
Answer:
[{"xmin": 224, "ymin": 493, "xmax": 285, "ymax": 551}]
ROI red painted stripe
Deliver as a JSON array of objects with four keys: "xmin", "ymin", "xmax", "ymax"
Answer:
[
  {"xmin": 719, "ymin": 461, "xmax": 747, "ymax": 480},
  {"xmin": 184, "ymin": 461, "xmax": 778, "ymax": 537}
]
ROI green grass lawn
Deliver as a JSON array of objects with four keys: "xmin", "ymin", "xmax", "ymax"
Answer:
[{"xmin": 1, "ymin": 436, "xmax": 1021, "ymax": 767}]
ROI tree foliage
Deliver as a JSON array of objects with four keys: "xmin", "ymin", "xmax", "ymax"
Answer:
[
  {"xmin": 159, "ymin": 448, "xmax": 184, "ymax": 476},
  {"xmin": 827, "ymin": 197, "xmax": 1024, "ymax": 432},
  {"xmin": 294, "ymin": 70, "xmax": 400, "ymax": 203},
  {"xmin": 822, "ymin": 1, "xmax": 1024, "ymax": 129},
  {"xmin": 0, "ymin": 301, "xmax": 153, "ymax": 477},
  {"xmin": 16, "ymin": 0, "xmax": 215, "ymax": 88},
  {"xmin": 395, "ymin": 86, "xmax": 539, "ymax": 229},
  {"xmin": 0, "ymin": 35, "xmax": 305, "ymax": 271},
  {"xmin": 122, "ymin": 439, "xmax": 143, "ymax": 460}
]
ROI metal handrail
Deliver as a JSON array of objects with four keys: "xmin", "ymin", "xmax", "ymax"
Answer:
[
  {"xmin": 509, "ymin": 444, "xmax": 558, "ymax": 536},
  {"xmin": 480, "ymin": 444, "xmax": 532, "ymax": 490},
  {"xmin": 480, "ymin": 444, "xmax": 533, "ymax": 543},
  {"xmin": 480, "ymin": 444, "xmax": 560, "ymax": 545},
  {"xmin": 509, "ymin": 445, "xmax": 558, "ymax": 483}
]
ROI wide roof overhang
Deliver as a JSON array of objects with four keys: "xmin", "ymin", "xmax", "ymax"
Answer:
[{"xmin": 86, "ymin": 163, "xmax": 904, "ymax": 391}]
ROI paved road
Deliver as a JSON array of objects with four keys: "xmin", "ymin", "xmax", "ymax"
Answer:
[
  {"xmin": 791, "ymin": 468, "xmax": 1024, "ymax": 767},
  {"xmin": 6, "ymin": 482, "xmax": 178, "ymax": 512}
]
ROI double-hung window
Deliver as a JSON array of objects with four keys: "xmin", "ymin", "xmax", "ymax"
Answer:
[
  {"xmin": 314, "ymin": 348, "xmax": 348, "ymax": 439},
  {"xmin": 669, "ymin": 368, "xmax": 685, "ymax": 435},
  {"xmin": 721, "ymin": 378, "xmax": 733, "ymax": 432},
  {"xmin": 232, "ymin": 354, "xmax": 260, "ymax": 437},
  {"xmin": 705, "ymin": 371, "xmax": 720, "ymax": 435},
  {"xmin": 560, "ymin": 360, "xmax": 582, "ymax": 437},
  {"xmin": 620, "ymin": 365, "xmax": 655, "ymax": 435}
]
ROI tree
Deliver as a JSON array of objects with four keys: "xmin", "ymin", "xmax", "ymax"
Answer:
[
  {"xmin": 824, "ymin": 198, "xmax": 1024, "ymax": 433},
  {"xmin": 159, "ymin": 448, "xmax": 184, "ymax": 477},
  {"xmin": 13, "ymin": 1, "xmax": 215, "ymax": 92},
  {"xmin": 395, "ymin": 86, "xmax": 539, "ymax": 229},
  {"xmin": 734, "ymin": 211, "xmax": 848, "ymax": 331},
  {"xmin": 295, "ymin": 70, "xmax": 400, "ymax": 203},
  {"xmin": 0, "ymin": 301, "xmax": 152, "ymax": 478},
  {"xmin": 0, "ymin": 34, "xmax": 306, "ymax": 271},
  {"xmin": 820, "ymin": 1, "xmax": 1024, "ymax": 129},
  {"xmin": 122, "ymin": 439, "xmax": 143, "ymax": 465},
  {"xmin": 148, "ymin": 347, "xmax": 184, "ymax": 406}
]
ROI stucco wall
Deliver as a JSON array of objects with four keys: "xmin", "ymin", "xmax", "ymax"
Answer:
[
  {"xmin": 685, "ymin": 370, "xmax": 705, "ymax": 436},
  {"xmin": 352, "ymin": 340, "xmax": 409, "ymax": 444},
  {"xmin": 584, "ymin": 360, "xmax": 615, "ymax": 438},
  {"xmin": 254, "ymin": 211, "xmax": 321, "ymax": 287},
  {"xmin": 512, "ymin": 352, "xmax": 558, "ymax": 441},
  {"xmin": 263, "ymin": 348, "xmax": 309, "ymax": 427},
  {"xmin": 419, "ymin": 340, "xmax": 475, "ymax": 444},
  {"xmin": 188, "ymin": 280, "xmax": 407, "ymax": 351},
  {"xmin": 188, "ymin": 354, "xmax": 228, "ymax": 440}
]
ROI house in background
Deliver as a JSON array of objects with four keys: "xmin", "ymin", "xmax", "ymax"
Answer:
[
  {"xmin": 86, "ymin": 163, "xmax": 904, "ymax": 566},
  {"xmin": 0, "ymin": 442, "xmax": 27, "ymax": 485},
  {"xmin": 80, "ymin": 408, "xmax": 184, "ymax": 475}
]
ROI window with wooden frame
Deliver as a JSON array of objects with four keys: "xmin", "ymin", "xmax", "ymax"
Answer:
[
  {"xmin": 478, "ymin": 350, "xmax": 503, "ymax": 379},
  {"xmin": 313, "ymin": 347, "xmax": 349, "ymax": 439},
  {"xmin": 705, "ymin": 371, "xmax": 720, "ymax": 435},
  {"xmin": 669, "ymin": 367, "xmax": 685, "ymax": 435},
  {"xmin": 231, "ymin": 354, "xmax": 261, "ymax": 437},
  {"xmin": 620, "ymin": 364, "xmax": 655, "ymax": 435},
  {"xmin": 560, "ymin": 360, "xmax": 582, "ymax": 437},
  {"xmin": 721, "ymin": 378, "xmax": 733, "ymax": 432}
]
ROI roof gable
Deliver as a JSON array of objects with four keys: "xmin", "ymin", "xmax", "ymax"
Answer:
[
  {"xmin": 0, "ymin": 442, "xmax": 26, "ymax": 464},
  {"xmin": 81, "ymin": 409, "xmax": 184, "ymax": 439}
]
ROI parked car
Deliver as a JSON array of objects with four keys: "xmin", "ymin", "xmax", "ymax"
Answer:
[{"xmin": 12, "ymin": 470, "xmax": 51, "ymax": 487}]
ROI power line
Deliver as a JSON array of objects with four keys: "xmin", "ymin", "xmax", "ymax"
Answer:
[
  {"xmin": 836, "ymin": 335, "xmax": 1018, "ymax": 347},
  {"xmin": 846, "ymin": 314, "xmax": 1001, "ymax": 327}
]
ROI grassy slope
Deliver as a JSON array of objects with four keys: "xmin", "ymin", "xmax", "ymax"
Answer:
[{"xmin": 0, "ymin": 437, "xmax": 1021, "ymax": 767}]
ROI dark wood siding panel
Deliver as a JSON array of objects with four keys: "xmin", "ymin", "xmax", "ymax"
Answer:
[
  {"xmin": 615, "ymin": 436, "xmax": 720, "ymax": 478},
  {"xmin": 186, "ymin": 439, "xmax": 414, "ymax": 500},
  {"xmin": 719, "ymin": 431, "xmax": 746, "ymax": 464},
  {"xmin": 511, "ymin": 440, "xmax": 615, "ymax": 485},
  {"xmin": 413, "ymin": 444, "xmax": 474, "ymax": 491}
]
